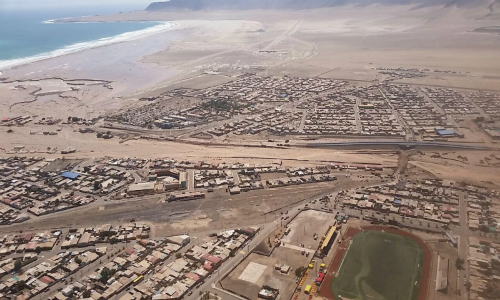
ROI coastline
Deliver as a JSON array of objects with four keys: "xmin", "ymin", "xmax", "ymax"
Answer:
[
  {"xmin": 0, "ymin": 20, "xmax": 179, "ymax": 71},
  {"xmin": 2, "ymin": 6, "xmax": 500, "ymax": 126}
]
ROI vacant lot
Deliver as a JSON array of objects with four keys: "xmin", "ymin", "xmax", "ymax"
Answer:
[
  {"xmin": 281, "ymin": 209, "xmax": 333, "ymax": 249},
  {"xmin": 332, "ymin": 230, "xmax": 424, "ymax": 300},
  {"xmin": 223, "ymin": 247, "xmax": 309, "ymax": 300}
]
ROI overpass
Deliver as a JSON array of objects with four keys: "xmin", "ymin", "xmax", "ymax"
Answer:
[{"xmin": 306, "ymin": 141, "xmax": 498, "ymax": 150}]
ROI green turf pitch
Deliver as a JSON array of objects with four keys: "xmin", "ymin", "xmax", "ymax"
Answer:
[{"xmin": 331, "ymin": 230, "xmax": 424, "ymax": 300}]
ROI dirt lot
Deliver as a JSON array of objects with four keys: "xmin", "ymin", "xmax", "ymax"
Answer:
[
  {"xmin": 43, "ymin": 158, "xmax": 82, "ymax": 172},
  {"xmin": 281, "ymin": 210, "xmax": 334, "ymax": 249},
  {"xmin": 427, "ymin": 241, "xmax": 459, "ymax": 300},
  {"xmin": 0, "ymin": 176, "xmax": 377, "ymax": 234},
  {"xmin": 223, "ymin": 209, "xmax": 335, "ymax": 300},
  {"xmin": 222, "ymin": 247, "xmax": 310, "ymax": 300}
]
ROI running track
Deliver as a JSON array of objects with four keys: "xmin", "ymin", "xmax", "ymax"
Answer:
[{"xmin": 318, "ymin": 226, "xmax": 432, "ymax": 300}]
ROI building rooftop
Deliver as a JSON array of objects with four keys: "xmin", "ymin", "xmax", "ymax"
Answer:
[{"xmin": 61, "ymin": 172, "xmax": 80, "ymax": 180}]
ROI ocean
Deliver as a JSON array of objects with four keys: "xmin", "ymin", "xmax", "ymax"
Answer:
[{"xmin": 0, "ymin": 5, "xmax": 174, "ymax": 71}]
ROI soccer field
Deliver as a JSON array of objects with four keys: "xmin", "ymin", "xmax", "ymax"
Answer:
[{"xmin": 331, "ymin": 230, "xmax": 424, "ymax": 300}]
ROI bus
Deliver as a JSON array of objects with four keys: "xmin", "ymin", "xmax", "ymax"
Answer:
[
  {"xmin": 304, "ymin": 285, "xmax": 312, "ymax": 294},
  {"xmin": 133, "ymin": 275, "xmax": 144, "ymax": 285}
]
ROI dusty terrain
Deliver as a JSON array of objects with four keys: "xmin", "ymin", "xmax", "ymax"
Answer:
[
  {"xmin": 2, "ymin": 5, "xmax": 500, "ymax": 118},
  {"xmin": 1, "ymin": 3, "xmax": 500, "ymax": 226}
]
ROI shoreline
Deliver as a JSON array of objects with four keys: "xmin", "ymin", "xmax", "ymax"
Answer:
[{"xmin": 0, "ymin": 20, "xmax": 178, "ymax": 72}]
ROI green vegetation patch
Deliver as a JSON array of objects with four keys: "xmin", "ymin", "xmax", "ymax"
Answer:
[{"xmin": 331, "ymin": 230, "xmax": 423, "ymax": 300}]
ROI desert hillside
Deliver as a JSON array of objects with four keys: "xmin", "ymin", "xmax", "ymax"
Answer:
[{"xmin": 146, "ymin": 0, "xmax": 500, "ymax": 13}]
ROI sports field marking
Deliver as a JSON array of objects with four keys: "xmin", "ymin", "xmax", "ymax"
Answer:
[
  {"xmin": 337, "ymin": 242, "xmax": 352, "ymax": 275},
  {"xmin": 238, "ymin": 262, "xmax": 267, "ymax": 284},
  {"xmin": 408, "ymin": 245, "xmax": 423, "ymax": 300},
  {"xmin": 332, "ymin": 231, "xmax": 424, "ymax": 300}
]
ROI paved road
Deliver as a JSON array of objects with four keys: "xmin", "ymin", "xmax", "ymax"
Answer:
[
  {"xmin": 457, "ymin": 192, "xmax": 469, "ymax": 299},
  {"xmin": 378, "ymin": 87, "xmax": 411, "ymax": 136},
  {"xmin": 342, "ymin": 207, "xmax": 445, "ymax": 232},
  {"xmin": 307, "ymin": 141, "xmax": 496, "ymax": 150},
  {"xmin": 232, "ymin": 170, "xmax": 241, "ymax": 186},
  {"xmin": 132, "ymin": 170, "xmax": 142, "ymax": 183},
  {"xmin": 187, "ymin": 170, "xmax": 195, "ymax": 191},
  {"xmin": 298, "ymin": 111, "xmax": 307, "ymax": 132},
  {"xmin": 183, "ymin": 221, "xmax": 280, "ymax": 300},
  {"xmin": 29, "ymin": 242, "xmax": 132, "ymax": 300},
  {"xmin": 353, "ymin": 97, "xmax": 362, "ymax": 132}
]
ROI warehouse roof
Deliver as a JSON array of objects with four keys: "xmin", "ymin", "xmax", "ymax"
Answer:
[
  {"xmin": 128, "ymin": 182, "xmax": 155, "ymax": 192},
  {"xmin": 435, "ymin": 129, "xmax": 455, "ymax": 136},
  {"xmin": 61, "ymin": 172, "xmax": 80, "ymax": 180}
]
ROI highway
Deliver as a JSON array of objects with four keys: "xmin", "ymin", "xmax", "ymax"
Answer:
[{"xmin": 307, "ymin": 141, "xmax": 497, "ymax": 150}]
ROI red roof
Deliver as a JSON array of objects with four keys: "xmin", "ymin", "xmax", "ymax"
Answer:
[
  {"xmin": 40, "ymin": 276, "xmax": 55, "ymax": 284},
  {"xmin": 185, "ymin": 272, "xmax": 200, "ymax": 281},
  {"xmin": 201, "ymin": 254, "xmax": 221, "ymax": 264},
  {"xmin": 1, "ymin": 117, "xmax": 9, "ymax": 122},
  {"xmin": 26, "ymin": 242, "xmax": 37, "ymax": 250},
  {"xmin": 203, "ymin": 261, "xmax": 213, "ymax": 271}
]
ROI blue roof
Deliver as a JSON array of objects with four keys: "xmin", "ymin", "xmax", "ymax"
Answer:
[
  {"xmin": 394, "ymin": 199, "xmax": 402, "ymax": 205},
  {"xmin": 436, "ymin": 129, "xmax": 455, "ymax": 136},
  {"xmin": 61, "ymin": 172, "xmax": 80, "ymax": 180}
]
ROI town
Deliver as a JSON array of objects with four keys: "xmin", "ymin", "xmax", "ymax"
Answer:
[{"xmin": 0, "ymin": 151, "xmax": 498, "ymax": 300}]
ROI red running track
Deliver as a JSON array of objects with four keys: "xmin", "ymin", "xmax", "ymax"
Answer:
[{"xmin": 318, "ymin": 226, "xmax": 432, "ymax": 300}]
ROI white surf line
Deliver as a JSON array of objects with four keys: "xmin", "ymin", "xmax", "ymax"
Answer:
[{"xmin": 0, "ymin": 21, "xmax": 179, "ymax": 71}]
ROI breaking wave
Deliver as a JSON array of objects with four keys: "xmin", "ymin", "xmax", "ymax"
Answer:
[{"xmin": 0, "ymin": 21, "xmax": 177, "ymax": 70}]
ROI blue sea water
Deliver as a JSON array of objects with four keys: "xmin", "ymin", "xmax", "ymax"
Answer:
[{"xmin": 0, "ymin": 4, "xmax": 169, "ymax": 70}]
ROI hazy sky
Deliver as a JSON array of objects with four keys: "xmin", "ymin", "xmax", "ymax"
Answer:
[{"xmin": 0, "ymin": 0, "xmax": 159, "ymax": 9}]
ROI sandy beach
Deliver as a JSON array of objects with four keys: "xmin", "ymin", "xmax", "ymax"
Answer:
[
  {"xmin": 2, "ymin": 5, "xmax": 500, "ymax": 120},
  {"xmin": 1, "ymin": 4, "xmax": 500, "ymax": 187}
]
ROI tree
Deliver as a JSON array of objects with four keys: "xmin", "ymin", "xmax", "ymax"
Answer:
[
  {"xmin": 203, "ymin": 291, "xmax": 210, "ymax": 300},
  {"xmin": 75, "ymin": 257, "xmax": 83, "ymax": 265},
  {"xmin": 456, "ymin": 258, "xmax": 464, "ymax": 270},
  {"xmin": 295, "ymin": 266, "xmax": 306, "ymax": 278},
  {"xmin": 100, "ymin": 267, "xmax": 111, "ymax": 284},
  {"xmin": 83, "ymin": 166, "xmax": 91, "ymax": 173},
  {"xmin": 109, "ymin": 238, "xmax": 118, "ymax": 244},
  {"xmin": 16, "ymin": 280, "xmax": 27, "ymax": 291},
  {"xmin": 175, "ymin": 253, "xmax": 182, "ymax": 259},
  {"xmin": 83, "ymin": 290, "xmax": 91, "ymax": 298},
  {"xmin": 35, "ymin": 246, "xmax": 42, "ymax": 254},
  {"xmin": 14, "ymin": 259, "xmax": 23, "ymax": 271},
  {"xmin": 93, "ymin": 181, "xmax": 102, "ymax": 190}
]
